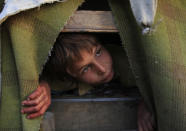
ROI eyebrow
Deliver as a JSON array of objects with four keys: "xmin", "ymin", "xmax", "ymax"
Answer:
[
  {"xmin": 77, "ymin": 46, "xmax": 98, "ymax": 72},
  {"xmin": 78, "ymin": 65, "xmax": 88, "ymax": 73}
]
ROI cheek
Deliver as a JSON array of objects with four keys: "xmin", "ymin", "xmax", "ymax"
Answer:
[
  {"xmin": 78, "ymin": 71, "xmax": 100, "ymax": 84},
  {"xmin": 98, "ymin": 51, "xmax": 113, "ymax": 70}
]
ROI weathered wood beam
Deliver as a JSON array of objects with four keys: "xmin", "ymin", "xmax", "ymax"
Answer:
[{"xmin": 62, "ymin": 11, "xmax": 118, "ymax": 33}]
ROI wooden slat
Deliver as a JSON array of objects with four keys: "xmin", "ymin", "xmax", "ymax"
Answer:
[{"xmin": 62, "ymin": 11, "xmax": 118, "ymax": 32}]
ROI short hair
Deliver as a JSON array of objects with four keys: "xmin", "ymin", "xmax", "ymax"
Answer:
[{"xmin": 42, "ymin": 33, "xmax": 100, "ymax": 81}]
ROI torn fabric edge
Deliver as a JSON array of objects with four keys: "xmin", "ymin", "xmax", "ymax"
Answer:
[
  {"xmin": 0, "ymin": 0, "xmax": 68, "ymax": 24},
  {"xmin": 129, "ymin": 0, "xmax": 158, "ymax": 34},
  {"xmin": 0, "ymin": 26, "xmax": 1, "ymax": 100},
  {"xmin": 39, "ymin": 0, "xmax": 86, "ymax": 79},
  {"xmin": 23, "ymin": 0, "xmax": 86, "ymax": 129}
]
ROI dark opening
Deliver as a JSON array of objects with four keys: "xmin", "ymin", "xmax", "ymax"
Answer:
[
  {"xmin": 50, "ymin": 32, "xmax": 138, "ymax": 98},
  {"xmin": 78, "ymin": 0, "xmax": 111, "ymax": 11}
]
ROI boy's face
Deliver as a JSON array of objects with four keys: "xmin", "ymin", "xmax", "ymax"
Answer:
[{"xmin": 67, "ymin": 44, "xmax": 114, "ymax": 85}]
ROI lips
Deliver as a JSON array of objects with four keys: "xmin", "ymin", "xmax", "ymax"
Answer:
[{"xmin": 102, "ymin": 69, "xmax": 114, "ymax": 83}]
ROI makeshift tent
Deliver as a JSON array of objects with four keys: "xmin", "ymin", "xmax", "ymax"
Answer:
[{"xmin": 0, "ymin": 0, "xmax": 185, "ymax": 130}]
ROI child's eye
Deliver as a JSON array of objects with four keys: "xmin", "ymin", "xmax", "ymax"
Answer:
[
  {"xmin": 82, "ymin": 66, "xmax": 90, "ymax": 73},
  {"xmin": 96, "ymin": 48, "xmax": 102, "ymax": 57}
]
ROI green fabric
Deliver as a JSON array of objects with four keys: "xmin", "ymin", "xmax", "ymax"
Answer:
[
  {"xmin": 109, "ymin": 0, "xmax": 186, "ymax": 130},
  {"xmin": 0, "ymin": 0, "xmax": 84, "ymax": 130}
]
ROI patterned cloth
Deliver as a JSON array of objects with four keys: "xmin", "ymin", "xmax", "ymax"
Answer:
[
  {"xmin": 109, "ymin": 0, "xmax": 186, "ymax": 130},
  {"xmin": 0, "ymin": 0, "xmax": 84, "ymax": 130}
]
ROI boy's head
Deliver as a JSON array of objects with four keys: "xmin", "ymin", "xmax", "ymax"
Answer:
[{"xmin": 50, "ymin": 33, "xmax": 114, "ymax": 85}]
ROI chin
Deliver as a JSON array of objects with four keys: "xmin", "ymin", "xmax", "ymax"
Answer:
[{"xmin": 105, "ymin": 71, "xmax": 114, "ymax": 83}]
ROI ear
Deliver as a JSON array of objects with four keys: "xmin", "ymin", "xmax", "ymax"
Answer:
[{"xmin": 66, "ymin": 68, "xmax": 77, "ymax": 77}]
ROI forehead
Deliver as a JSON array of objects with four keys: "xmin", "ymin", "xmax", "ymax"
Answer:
[
  {"xmin": 69, "ymin": 43, "xmax": 104, "ymax": 72},
  {"xmin": 72, "ymin": 47, "xmax": 96, "ymax": 69},
  {"xmin": 71, "ymin": 42, "xmax": 101, "ymax": 62}
]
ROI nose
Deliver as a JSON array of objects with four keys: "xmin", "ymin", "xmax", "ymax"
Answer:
[{"xmin": 93, "ymin": 60, "xmax": 106, "ymax": 75}]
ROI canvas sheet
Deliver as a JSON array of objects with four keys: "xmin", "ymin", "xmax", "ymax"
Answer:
[
  {"xmin": 0, "ymin": 0, "xmax": 84, "ymax": 130},
  {"xmin": 109, "ymin": 0, "xmax": 186, "ymax": 130}
]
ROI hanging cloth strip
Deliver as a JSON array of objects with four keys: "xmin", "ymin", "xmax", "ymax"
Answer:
[
  {"xmin": 0, "ymin": 0, "xmax": 67, "ymax": 24},
  {"xmin": 129, "ymin": 0, "xmax": 158, "ymax": 34},
  {"xmin": 0, "ymin": 0, "xmax": 84, "ymax": 131},
  {"xmin": 109, "ymin": 0, "xmax": 186, "ymax": 130}
]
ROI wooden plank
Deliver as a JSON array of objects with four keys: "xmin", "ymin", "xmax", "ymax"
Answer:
[{"xmin": 62, "ymin": 11, "xmax": 118, "ymax": 32}]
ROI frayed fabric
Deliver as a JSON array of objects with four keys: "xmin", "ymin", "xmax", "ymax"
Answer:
[
  {"xmin": 0, "ymin": 0, "xmax": 67, "ymax": 24},
  {"xmin": 129, "ymin": 0, "xmax": 158, "ymax": 34},
  {"xmin": 0, "ymin": 0, "xmax": 84, "ymax": 130}
]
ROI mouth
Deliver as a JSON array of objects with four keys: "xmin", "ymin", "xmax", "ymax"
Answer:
[{"xmin": 102, "ymin": 69, "xmax": 114, "ymax": 83}]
